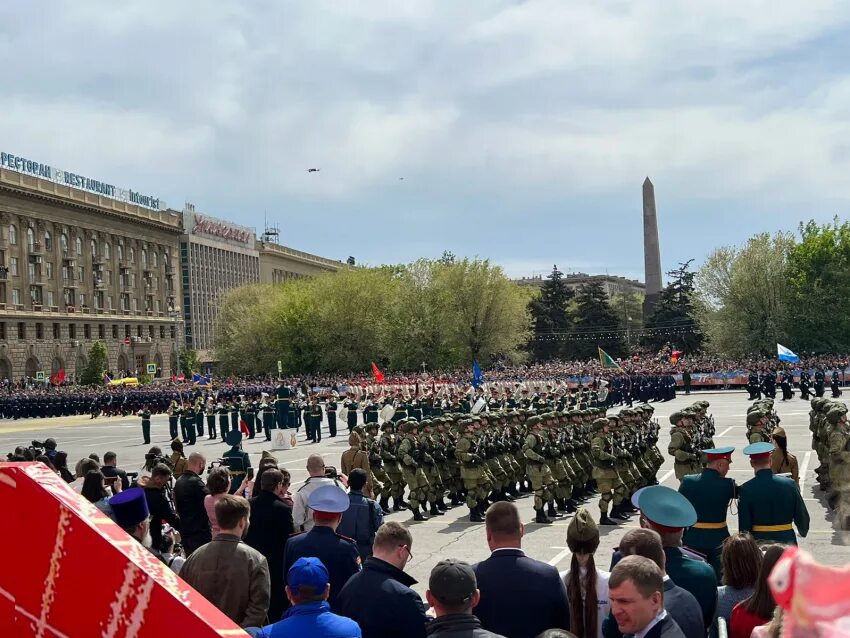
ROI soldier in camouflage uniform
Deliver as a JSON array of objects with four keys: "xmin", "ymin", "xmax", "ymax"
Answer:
[
  {"xmin": 668, "ymin": 410, "xmax": 701, "ymax": 482},
  {"xmin": 397, "ymin": 420, "xmax": 432, "ymax": 521},
  {"xmin": 523, "ymin": 416, "xmax": 557, "ymax": 524},
  {"xmin": 437, "ymin": 419, "xmax": 464, "ymax": 506},
  {"xmin": 827, "ymin": 403, "xmax": 850, "ymax": 528},
  {"xmin": 379, "ymin": 420, "xmax": 408, "ymax": 512},
  {"xmin": 480, "ymin": 415, "xmax": 511, "ymax": 503},
  {"xmin": 359, "ymin": 423, "xmax": 391, "ymax": 515},
  {"xmin": 811, "ymin": 398, "xmax": 831, "ymax": 490},
  {"xmin": 543, "ymin": 414, "xmax": 573, "ymax": 518},
  {"xmin": 455, "ymin": 419, "xmax": 489, "ymax": 522},
  {"xmin": 590, "ymin": 417, "xmax": 627, "ymax": 526},
  {"xmin": 746, "ymin": 409, "xmax": 770, "ymax": 443},
  {"xmin": 420, "ymin": 420, "xmax": 449, "ymax": 516}
]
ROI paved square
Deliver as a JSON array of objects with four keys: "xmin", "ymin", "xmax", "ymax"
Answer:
[{"xmin": 3, "ymin": 389, "xmax": 847, "ymax": 593}]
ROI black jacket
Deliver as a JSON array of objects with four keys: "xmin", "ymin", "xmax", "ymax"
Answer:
[
  {"xmin": 101, "ymin": 465, "xmax": 129, "ymax": 491},
  {"xmin": 173, "ymin": 471, "xmax": 211, "ymax": 537},
  {"xmin": 603, "ymin": 579, "xmax": 703, "ymax": 638},
  {"xmin": 337, "ymin": 557, "xmax": 430, "ymax": 638},
  {"xmin": 244, "ymin": 490, "xmax": 294, "ymax": 622},
  {"xmin": 425, "ymin": 614, "xmax": 506, "ymax": 638},
  {"xmin": 142, "ymin": 485, "xmax": 180, "ymax": 551},
  {"xmin": 472, "ymin": 549, "xmax": 570, "ymax": 638}
]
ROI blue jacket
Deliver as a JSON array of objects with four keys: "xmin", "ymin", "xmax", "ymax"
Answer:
[
  {"xmin": 250, "ymin": 601, "xmax": 361, "ymax": 638},
  {"xmin": 337, "ymin": 491, "xmax": 383, "ymax": 557},
  {"xmin": 284, "ymin": 526, "xmax": 361, "ymax": 613},
  {"xmin": 472, "ymin": 549, "xmax": 570, "ymax": 638},
  {"xmin": 602, "ymin": 579, "xmax": 703, "ymax": 638},
  {"xmin": 337, "ymin": 557, "xmax": 430, "ymax": 638}
]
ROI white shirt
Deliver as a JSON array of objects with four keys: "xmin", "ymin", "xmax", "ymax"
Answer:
[
  {"xmin": 635, "ymin": 609, "xmax": 668, "ymax": 638},
  {"xmin": 561, "ymin": 566, "xmax": 610, "ymax": 638},
  {"xmin": 292, "ymin": 476, "xmax": 339, "ymax": 532}
]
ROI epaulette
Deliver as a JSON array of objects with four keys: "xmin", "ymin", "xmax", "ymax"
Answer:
[
  {"xmin": 335, "ymin": 532, "xmax": 356, "ymax": 543},
  {"xmin": 681, "ymin": 545, "xmax": 707, "ymax": 562}
]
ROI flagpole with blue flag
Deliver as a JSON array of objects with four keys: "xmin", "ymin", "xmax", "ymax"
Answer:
[
  {"xmin": 777, "ymin": 343, "xmax": 800, "ymax": 363},
  {"xmin": 472, "ymin": 360, "xmax": 484, "ymax": 389}
]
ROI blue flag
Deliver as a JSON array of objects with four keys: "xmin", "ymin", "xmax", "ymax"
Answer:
[
  {"xmin": 777, "ymin": 343, "xmax": 799, "ymax": 363},
  {"xmin": 472, "ymin": 360, "xmax": 484, "ymax": 388}
]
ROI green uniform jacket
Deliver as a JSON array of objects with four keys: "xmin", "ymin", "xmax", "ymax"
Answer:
[
  {"xmin": 679, "ymin": 468, "xmax": 736, "ymax": 553},
  {"xmin": 738, "ymin": 468, "xmax": 810, "ymax": 545},
  {"xmin": 664, "ymin": 546, "xmax": 717, "ymax": 630}
]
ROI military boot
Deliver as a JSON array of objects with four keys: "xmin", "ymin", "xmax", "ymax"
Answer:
[
  {"xmin": 547, "ymin": 502, "xmax": 560, "ymax": 519},
  {"xmin": 379, "ymin": 497, "xmax": 392, "ymax": 516},
  {"xmin": 412, "ymin": 507, "xmax": 428, "ymax": 522},
  {"xmin": 610, "ymin": 502, "xmax": 630, "ymax": 520},
  {"xmin": 556, "ymin": 498, "xmax": 569, "ymax": 513},
  {"xmin": 502, "ymin": 488, "xmax": 515, "ymax": 502},
  {"xmin": 437, "ymin": 498, "xmax": 450, "ymax": 511},
  {"xmin": 451, "ymin": 493, "xmax": 464, "ymax": 507},
  {"xmin": 392, "ymin": 497, "xmax": 407, "ymax": 512},
  {"xmin": 469, "ymin": 506, "xmax": 484, "ymax": 523},
  {"xmin": 535, "ymin": 508, "xmax": 553, "ymax": 524},
  {"xmin": 508, "ymin": 483, "xmax": 521, "ymax": 498},
  {"xmin": 566, "ymin": 498, "xmax": 579, "ymax": 513},
  {"xmin": 600, "ymin": 509, "xmax": 620, "ymax": 526},
  {"xmin": 429, "ymin": 502, "xmax": 444, "ymax": 516}
]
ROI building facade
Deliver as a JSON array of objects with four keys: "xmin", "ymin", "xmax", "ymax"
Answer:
[
  {"xmin": 0, "ymin": 167, "xmax": 183, "ymax": 382},
  {"xmin": 257, "ymin": 240, "xmax": 343, "ymax": 284},
  {"xmin": 179, "ymin": 208, "xmax": 259, "ymax": 364},
  {"xmin": 515, "ymin": 272, "xmax": 646, "ymax": 297}
]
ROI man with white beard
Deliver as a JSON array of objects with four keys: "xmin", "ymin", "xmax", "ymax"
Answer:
[{"xmin": 109, "ymin": 487, "xmax": 161, "ymax": 560}]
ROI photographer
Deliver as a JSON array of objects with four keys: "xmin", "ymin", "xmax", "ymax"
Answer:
[
  {"xmin": 174, "ymin": 452, "xmax": 211, "ymax": 556},
  {"xmin": 139, "ymin": 463, "xmax": 180, "ymax": 553},
  {"xmin": 101, "ymin": 451, "xmax": 130, "ymax": 491},
  {"xmin": 292, "ymin": 454, "xmax": 343, "ymax": 533}
]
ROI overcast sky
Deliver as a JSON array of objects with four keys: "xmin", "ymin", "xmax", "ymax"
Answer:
[{"xmin": 2, "ymin": 1, "xmax": 850, "ymax": 281}]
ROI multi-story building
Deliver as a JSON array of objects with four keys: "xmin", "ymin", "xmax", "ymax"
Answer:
[
  {"xmin": 257, "ymin": 240, "xmax": 343, "ymax": 284},
  {"xmin": 0, "ymin": 160, "xmax": 183, "ymax": 381},
  {"xmin": 179, "ymin": 206, "xmax": 259, "ymax": 365}
]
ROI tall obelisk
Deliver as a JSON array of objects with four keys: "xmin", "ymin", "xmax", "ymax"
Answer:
[{"xmin": 642, "ymin": 177, "xmax": 663, "ymax": 322}]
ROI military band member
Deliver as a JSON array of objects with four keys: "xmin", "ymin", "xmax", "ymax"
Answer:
[
  {"xmin": 243, "ymin": 399, "xmax": 256, "ymax": 439},
  {"xmin": 678, "ymin": 446, "xmax": 737, "ymax": 578},
  {"xmin": 345, "ymin": 397, "xmax": 359, "ymax": 432},
  {"xmin": 814, "ymin": 367, "xmax": 826, "ymax": 397},
  {"xmin": 205, "ymin": 400, "xmax": 217, "ymax": 439},
  {"xmin": 738, "ymin": 442, "xmax": 809, "ymax": 545},
  {"xmin": 261, "ymin": 399, "xmax": 275, "ymax": 441},
  {"xmin": 310, "ymin": 399, "xmax": 324, "ymax": 443},
  {"xmin": 218, "ymin": 401, "xmax": 230, "ymax": 439},
  {"xmin": 229, "ymin": 400, "xmax": 240, "ymax": 436},
  {"xmin": 223, "ymin": 430, "xmax": 251, "ymax": 494}
]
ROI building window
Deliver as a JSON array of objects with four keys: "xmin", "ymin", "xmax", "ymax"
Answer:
[
  {"xmin": 46, "ymin": 262, "xmax": 53, "ymax": 279},
  {"xmin": 141, "ymin": 249, "xmax": 147, "ymax": 267},
  {"xmin": 69, "ymin": 324, "xmax": 76, "ymax": 339},
  {"xmin": 91, "ymin": 239, "xmax": 97, "ymax": 258},
  {"xmin": 159, "ymin": 325, "xmax": 165, "ymax": 339},
  {"xmin": 148, "ymin": 325, "xmax": 154, "ymax": 338},
  {"xmin": 170, "ymin": 325, "xmax": 176, "ymax": 339},
  {"xmin": 12, "ymin": 288, "xmax": 21, "ymax": 305},
  {"xmin": 53, "ymin": 323, "xmax": 60, "ymax": 339},
  {"xmin": 112, "ymin": 324, "xmax": 118, "ymax": 339},
  {"xmin": 60, "ymin": 233, "xmax": 68, "ymax": 254},
  {"xmin": 137, "ymin": 325, "xmax": 142, "ymax": 338},
  {"xmin": 124, "ymin": 325, "xmax": 131, "ymax": 338},
  {"xmin": 129, "ymin": 247, "xmax": 135, "ymax": 263},
  {"xmin": 26, "ymin": 227, "xmax": 35, "ymax": 250},
  {"xmin": 17, "ymin": 322, "xmax": 25, "ymax": 338},
  {"xmin": 78, "ymin": 266, "xmax": 84, "ymax": 282},
  {"xmin": 35, "ymin": 322, "xmax": 43, "ymax": 340},
  {"xmin": 46, "ymin": 291, "xmax": 55, "ymax": 307},
  {"xmin": 44, "ymin": 231, "xmax": 52, "ymax": 250},
  {"xmin": 152, "ymin": 251, "xmax": 158, "ymax": 267},
  {"xmin": 79, "ymin": 293, "xmax": 86, "ymax": 308},
  {"xmin": 30, "ymin": 285, "xmax": 42, "ymax": 306},
  {"xmin": 0, "ymin": 323, "xmax": 5, "ymax": 340},
  {"xmin": 104, "ymin": 243, "xmax": 111, "ymax": 259},
  {"xmin": 117, "ymin": 242, "xmax": 124, "ymax": 260},
  {"xmin": 75, "ymin": 236, "xmax": 82, "ymax": 255},
  {"xmin": 84, "ymin": 324, "xmax": 91, "ymax": 339},
  {"xmin": 98, "ymin": 324, "xmax": 105, "ymax": 339},
  {"xmin": 9, "ymin": 225, "xmax": 17, "ymax": 245},
  {"xmin": 107, "ymin": 296, "xmax": 113, "ymax": 310},
  {"xmin": 10, "ymin": 257, "xmax": 18, "ymax": 276},
  {"xmin": 155, "ymin": 299, "xmax": 161, "ymax": 313}
]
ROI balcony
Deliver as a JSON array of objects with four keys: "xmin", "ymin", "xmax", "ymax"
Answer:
[
  {"xmin": 92, "ymin": 255, "xmax": 105, "ymax": 266},
  {"xmin": 28, "ymin": 241, "xmax": 44, "ymax": 255},
  {"xmin": 62, "ymin": 251, "xmax": 76, "ymax": 265},
  {"xmin": 94, "ymin": 278, "xmax": 105, "ymax": 290},
  {"xmin": 63, "ymin": 278, "xmax": 78, "ymax": 289}
]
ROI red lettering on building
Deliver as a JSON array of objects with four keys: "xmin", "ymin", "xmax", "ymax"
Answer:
[{"xmin": 191, "ymin": 215, "xmax": 251, "ymax": 244}]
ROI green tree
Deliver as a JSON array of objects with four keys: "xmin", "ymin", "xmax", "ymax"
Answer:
[
  {"xmin": 528, "ymin": 265, "xmax": 574, "ymax": 361},
  {"xmin": 786, "ymin": 219, "xmax": 850, "ymax": 352},
  {"xmin": 80, "ymin": 341, "xmax": 108, "ymax": 385},
  {"xmin": 609, "ymin": 287, "xmax": 644, "ymax": 350},
  {"xmin": 178, "ymin": 348, "xmax": 201, "ymax": 377},
  {"xmin": 642, "ymin": 260, "xmax": 703, "ymax": 354},
  {"xmin": 569, "ymin": 281, "xmax": 626, "ymax": 359},
  {"xmin": 697, "ymin": 233, "xmax": 793, "ymax": 356}
]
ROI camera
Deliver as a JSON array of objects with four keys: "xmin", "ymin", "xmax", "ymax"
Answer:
[
  {"xmin": 145, "ymin": 453, "xmax": 169, "ymax": 466},
  {"xmin": 207, "ymin": 458, "xmax": 227, "ymax": 471},
  {"xmin": 31, "ymin": 440, "xmax": 46, "ymax": 452},
  {"xmin": 324, "ymin": 465, "xmax": 340, "ymax": 480}
]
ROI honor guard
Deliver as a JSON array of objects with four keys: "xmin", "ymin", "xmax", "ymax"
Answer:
[
  {"xmin": 678, "ymin": 446, "xmax": 737, "ymax": 578},
  {"xmin": 138, "ymin": 406, "xmax": 152, "ymax": 445},
  {"xmin": 223, "ymin": 430, "xmax": 251, "ymax": 494},
  {"xmin": 739, "ymin": 442, "xmax": 809, "ymax": 545}
]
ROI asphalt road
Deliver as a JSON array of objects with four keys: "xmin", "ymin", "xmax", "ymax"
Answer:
[{"xmin": 3, "ymin": 390, "xmax": 848, "ymax": 593}]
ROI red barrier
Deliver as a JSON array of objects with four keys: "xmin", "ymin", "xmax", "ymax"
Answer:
[{"xmin": 0, "ymin": 462, "xmax": 248, "ymax": 638}]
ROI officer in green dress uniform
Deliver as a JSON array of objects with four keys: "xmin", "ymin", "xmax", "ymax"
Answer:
[
  {"xmin": 310, "ymin": 400, "xmax": 324, "ymax": 443},
  {"xmin": 218, "ymin": 401, "xmax": 230, "ymax": 439},
  {"xmin": 346, "ymin": 398, "xmax": 359, "ymax": 432},
  {"xmin": 633, "ymin": 485, "xmax": 718, "ymax": 632},
  {"xmin": 138, "ymin": 406, "xmax": 152, "ymax": 445},
  {"xmin": 738, "ymin": 442, "xmax": 809, "ymax": 545},
  {"xmin": 243, "ymin": 400, "xmax": 256, "ymax": 439},
  {"xmin": 261, "ymin": 399, "xmax": 275, "ymax": 441},
  {"xmin": 326, "ymin": 398, "xmax": 337, "ymax": 437},
  {"xmin": 223, "ymin": 430, "xmax": 251, "ymax": 494},
  {"xmin": 678, "ymin": 446, "xmax": 737, "ymax": 579}
]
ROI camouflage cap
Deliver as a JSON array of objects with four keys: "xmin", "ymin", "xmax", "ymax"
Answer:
[
  {"xmin": 567, "ymin": 507, "xmax": 599, "ymax": 543},
  {"xmin": 746, "ymin": 411, "xmax": 765, "ymax": 426},
  {"xmin": 592, "ymin": 417, "xmax": 609, "ymax": 431},
  {"xmin": 526, "ymin": 416, "xmax": 542, "ymax": 427},
  {"xmin": 669, "ymin": 411, "xmax": 685, "ymax": 425},
  {"xmin": 826, "ymin": 405, "xmax": 848, "ymax": 424}
]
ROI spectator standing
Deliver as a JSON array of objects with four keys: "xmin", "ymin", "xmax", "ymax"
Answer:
[
  {"xmin": 337, "ymin": 521, "xmax": 430, "ymax": 638},
  {"xmin": 249, "ymin": 557, "xmax": 361, "ymax": 638},
  {"xmin": 602, "ymin": 529, "xmax": 703, "ymax": 638},
  {"xmin": 769, "ymin": 428, "xmax": 800, "ymax": 487},
  {"xmin": 472, "ymin": 502, "xmax": 569, "ymax": 638},
  {"xmin": 81, "ymin": 470, "xmax": 118, "ymax": 519},
  {"xmin": 714, "ymin": 534, "xmax": 762, "ymax": 632},
  {"xmin": 181, "ymin": 495, "xmax": 271, "ymax": 628},
  {"xmin": 341, "ymin": 432, "xmax": 373, "ymax": 498},
  {"xmin": 173, "ymin": 452, "xmax": 211, "ymax": 556},
  {"xmin": 561, "ymin": 508, "xmax": 609, "ymax": 638},
  {"xmin": 284, "ymin": 485, "xmax": 361, "ymax": 613},
  {"xmin": 292, "ymin": 454, "xmax": 341, "ymax": 532},
  {"xmin": 337, "ymin": 468, "xmax": 383, "ymax": 559},
  {"xmin": 170, "ymin": 440, "xmax": 189, "ymax": 478},
  {"xmin": 140, "ymin": 463, "xmax": 180, "ymax": 553},
  {"xmin": 109, "ymin": 487, "xmax": 159, "ymax": 558},
  {"xmin": 608, "ymin": 556, "xmax": 685, "ymax": 638},
  {"xmin": 205, "ymin": 466, "xmax": 250, "ymax": 535},
  {"xmin": 729, "ymin": 545, "xmax": 786, "ymax": 638},
  {"xmin": 245, "ymin": 468, "xmax": 295, "ymax": 623},
  {"xmin": 100, "ymin": 451, "xmax": 130, "ymax": 491},
  {"xmin": 425, "ymin": 559, "xmax": 506, "ymax": 638}
]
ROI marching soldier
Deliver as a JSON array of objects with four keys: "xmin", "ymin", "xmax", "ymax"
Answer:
[
  {"xmin": 457, "ymin": 418, "xmax": 489, "ymax": 522},
  {"xmin": 831, "ymin": 369, "xmax": 843, "ymax": 398},
  {"xmin": 138, "ymin": 405, "xmax": 152, "ymax": 445},
  {"xmin": 218, "ymin": 401, "xmax": 230, "ymax": 440},
  {"xmin": 815, "ymin": 366, "xmax": 826, "ymax": 397},
  {"xmin": 668, "ymin": 410, "xmax": 701, "ymax": 481},
  {"xmin": 826, "ymin": 403, "xmax": 850, "ymax": 528},
  {"xmin": 345, "ymin": 396, "xmax": 359, "ymax": 432},
  {"xmin": 590, "ymin": 417, "xmax": 627, "ymax": 526},
  {"xmin": 799, "ymin": 369, "xmax": 812, "ymax": 400},
  {"xmin": 738, "ymin": 442, "xmax": 809, "ymax": 545},
  {"xmin": 397, "ymin": 420, "xmax": 431, "ymax": 521},
  {"xmin": 678, "ymin": 446, "xmax": 737, "ymax": 578},
  {"xmin": 223, "ymin": 430, "xmax": 251, "ymax": 494},
  {"xmin": 746, "ymin": 409, "xmax": 769, "ymax": 443}
]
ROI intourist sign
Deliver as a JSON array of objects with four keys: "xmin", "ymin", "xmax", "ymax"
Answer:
[
  {"xmin": 191, "ymin": 214, "xmax": 253, "ymax": 244},
  {"xmin": 0, "ymin": 150, "xmax": 162, "ymax": 210}
]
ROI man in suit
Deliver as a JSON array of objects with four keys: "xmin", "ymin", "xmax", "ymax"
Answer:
[
  {"xmin": 609, "ymin": 556, "xmax": 685, "ymax": 638},
  {"xmin": 244, "ymin": 468, "xmax": 295, "ymax": 622},
  {"xmin": 739, "ymin": 442, "xmax": 810, "ymax": 545},
  {"xmin": 472, "ymin": 502, "xmax": 570, "ymax": 638},
  {"xmin": 602, "ymin": 529, "xmax": 702, "ymax": 638}
]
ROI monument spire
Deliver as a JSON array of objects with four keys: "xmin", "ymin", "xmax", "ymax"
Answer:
[{"xmin": 642, "ymin": 177, "xmax": 663, "ymax": 322}]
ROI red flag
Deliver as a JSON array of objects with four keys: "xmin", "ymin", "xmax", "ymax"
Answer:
[
  {"xmin": 57, "ymin": 368, "xmax": 65, "ymax": 383},
  {"xmin": 371, "ymin": 362, "xmax": 385, "ymax": 384},
  {"xmin": 671, "ymin": 350, "xmax": 683, "ymax": 364},
  {"xmin": 239, "ymin": 419, "xmax": 249, "ymax": 435}
]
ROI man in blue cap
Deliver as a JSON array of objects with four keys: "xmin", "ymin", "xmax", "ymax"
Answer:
[
  {"xmin": 678, "ymin": 446, "xmax": 737, "ymax": 579},
  {"xmin": 224, "ymin": 430, "xmax": 251, "ymax": 494},
  {"xmin": 626, "ymin": 485, "xmax": 717, "ymax": 632},
  {"xmin": 109, "ymin": 487, "xmax": 159, "ymax": 558},
  {"xmin": 284, "ymin": 484, "xmax": 361, "ymax": 614},
  {"xmin": 739, "ymin": 441, "xmax": 810, "ymax": 545},
  {"xmin": 249, "ymin": 557, "xmax": 361, "ymax": 638}
]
